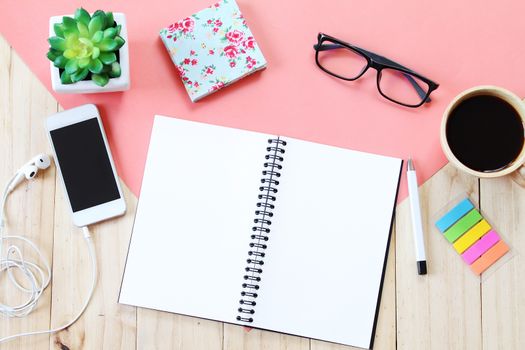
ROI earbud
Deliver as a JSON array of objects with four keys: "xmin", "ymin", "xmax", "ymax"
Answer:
[
  {"xmin": 30, "ymin": 154, "xmax": 51, "ymax": 170},
  {"xmin": 7, "ymin": 154, "xmax": 52, "ymax": 193},
  {"xmin": 21, "ymin": 165, "xmax": 39, "ymax": 180}
]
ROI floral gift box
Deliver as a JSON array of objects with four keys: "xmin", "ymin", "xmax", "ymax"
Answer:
[{"xmin": 159, "ymin": 0, "xmax": 267, "ymax": 102}]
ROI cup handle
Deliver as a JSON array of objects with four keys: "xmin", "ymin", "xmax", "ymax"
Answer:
[
  {"xmin": 511, "ymin": 165, "xmax": 525, "ymax": 187},
  {"xmin": 510, "ymin": 97, "xmax": 525, "ymax": 187}
]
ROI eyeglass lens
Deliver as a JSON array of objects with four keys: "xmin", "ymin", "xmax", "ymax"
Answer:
[
  {"xmin": 316, "ymin": 41, "xmax": 368, "ymax": 80},
  {"xmin": 378, "ymin": 68, "xmax": 430, "ymax": 106},
  {"xmin": 316, "ymin": 39, "xmax": 431, "ymax": 106}
]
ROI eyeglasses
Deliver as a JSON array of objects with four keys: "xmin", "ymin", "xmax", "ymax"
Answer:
[{"xmin": 314, "ymin": 33, "xmax": 439, "ymax": 108}]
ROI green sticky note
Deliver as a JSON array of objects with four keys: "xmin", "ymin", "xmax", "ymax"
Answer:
[{"xmin": 443, "ymin": 209, "xmax": 483, "ymax": 243}]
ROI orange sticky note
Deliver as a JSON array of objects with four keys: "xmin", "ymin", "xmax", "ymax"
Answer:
[{"xmin": 470, "ymin": 240, "xmax": 509, "ymax": 275}]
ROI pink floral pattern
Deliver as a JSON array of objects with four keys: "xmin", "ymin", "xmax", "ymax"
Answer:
[
  {"xmin": 164, "ymin": 16, "xmax": 198, "ymax": 41},
  {"xmin": 160, "ymin": 0, "xmax": 267, "ymax": 102},
  {"xmin": 226, "ymin": 29, "xmax": 244, "ymax": 44},
  {"xmin": 202, "ymin": 18, "xmax": 224, "ymax": 35}
]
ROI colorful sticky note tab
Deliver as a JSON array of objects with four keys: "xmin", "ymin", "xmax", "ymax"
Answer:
[
  {"xmin": 435, "ymin": 198, "xmax": 475, "ymax": 232},
  {"xmin": 462, "ymin": 230, "xmax": 500, "ymax": 265},
  {"xmin": 436, "ymin": 197, "xmax": 510, "ymax": 275},
  {"xmin": 443, "ymin": 209, "xmax": 482, "ymax": 243},
  {"xmin": 453, "ymin": 219, "xmax": 491, "ymax": 254},
  {"xmin": 470, "ymin": 240, "xmax": 510, "ymax": 275}
]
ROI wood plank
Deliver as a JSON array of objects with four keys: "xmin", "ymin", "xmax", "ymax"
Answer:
[
  {"xmin": 49, "ymin": 179, "xmax": 137, "ymax": 350},
  {"xmin": 0, "ymin": 34, "xmax": 57, "ymax": 350},
  {"xmin": 224, "ymin": 325, "xmax": 310, "ymax": 350},
  {"xmin": 136, "ymin": 310, "xmax": 223, "ymax": 350},
  {"xmin": 0, "ymin": 34, "xmax": 137, "ymax": 350},
  {"xmin": 396, "ymin": 164, "xmax": 482, "ymax": 349},
  {"xmin": 480, "ymin": 177, "xmax": 525, "ymax": 349}
]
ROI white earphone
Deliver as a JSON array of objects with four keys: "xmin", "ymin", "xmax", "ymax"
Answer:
[
  {"xmin": 7, "ymin": 154, "xmax": 51, "ymax": 194},
  {"xmin": 0, "ymin": 154, "xmax": 97, "ymax": 344}
]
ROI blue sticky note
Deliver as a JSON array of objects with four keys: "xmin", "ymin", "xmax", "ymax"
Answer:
[
  {"xmin": 159, "ymin": 0, "xmax": 267, "ymax": 102},
  {"xmin": 436, "ymin": 198, "xmax": 475, "ymax": 233}
]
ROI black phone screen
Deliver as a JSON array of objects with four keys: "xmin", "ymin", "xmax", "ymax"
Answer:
[{"xmin": 50, "ymin": 118, "xmax": 121, "ymax": 212}]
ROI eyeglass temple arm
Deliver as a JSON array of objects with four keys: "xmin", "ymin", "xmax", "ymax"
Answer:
[{"xmin": 314, "ymin": 43, "xmax": 431, "ymax": 103}]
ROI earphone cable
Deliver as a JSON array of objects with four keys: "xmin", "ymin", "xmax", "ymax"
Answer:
[
  {"xmin": 0, "ymin": 175, "xmax": 98, "ymax": 344},
  {"xmin": 0, "ymin": 172, "xmax": 51, "ymax": 318}
]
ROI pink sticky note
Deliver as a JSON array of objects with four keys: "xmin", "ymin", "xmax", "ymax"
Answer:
[
  {"xmin": 461, "ymin": 230, "xmax": 500, "ymax": 265},
  {"xmin": 2, "ymin": 1, "xmax": 525, "ymax": 199}
]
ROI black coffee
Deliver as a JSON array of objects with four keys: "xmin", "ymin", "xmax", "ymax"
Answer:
[{"xmin": 446, "ymin": 95, "xmax": 524, "ymax": 172}]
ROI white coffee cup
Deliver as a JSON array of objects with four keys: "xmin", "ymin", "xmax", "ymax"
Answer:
[{"xmin": 441, "ymin": 85, "xmax": 525, "ymax": 186}]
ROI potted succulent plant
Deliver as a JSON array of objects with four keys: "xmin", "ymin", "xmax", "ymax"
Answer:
[{"xmin": 47, "ymin": 8, "xmax": 130, "ymax": 93}]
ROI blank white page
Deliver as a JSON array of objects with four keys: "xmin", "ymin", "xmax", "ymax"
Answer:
[
  {"xmin": 119, "ymin": 116, "xmax": 270, "ymax": 323},
  {"xmin": 252, "ymin": 137, "xmax": 401, "ymax": 349}
]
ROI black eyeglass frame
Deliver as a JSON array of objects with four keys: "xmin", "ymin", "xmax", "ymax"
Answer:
[{"xmin": 314, "ymin": 33, "xmax": 439, "ymax": 108}]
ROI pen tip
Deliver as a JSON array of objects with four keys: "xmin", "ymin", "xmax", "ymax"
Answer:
[{"xmin": 407, "ymin": 158, "xmax": 414, "ymax": 171}]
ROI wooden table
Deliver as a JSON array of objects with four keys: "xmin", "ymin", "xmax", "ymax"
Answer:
[{"xmin": 0, "ymin": 34, "xmax": 524, "ymax": 350}]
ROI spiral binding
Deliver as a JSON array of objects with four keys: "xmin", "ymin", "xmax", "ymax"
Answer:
[{"xmin": 236, "ymin": 137, "xmax": 286, "ymax": 323}]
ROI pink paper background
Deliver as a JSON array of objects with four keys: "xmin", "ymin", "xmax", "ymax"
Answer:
[{"xmin": 1, "ymin": 0, "xmax": 525, "ymax": 200}]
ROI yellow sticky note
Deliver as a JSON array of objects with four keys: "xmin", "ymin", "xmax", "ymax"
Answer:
[{"xmin": 453, "ymin": 219, "xmax": 491, "ymax": 254}]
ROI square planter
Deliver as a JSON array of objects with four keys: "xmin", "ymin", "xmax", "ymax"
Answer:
[{"xmin": 49, "ymin": 13, "xmax": 130, "ymax": 93}]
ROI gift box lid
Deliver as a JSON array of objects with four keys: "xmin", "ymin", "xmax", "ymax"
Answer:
[{"xmin": 160, "ymin": 0, "xmax": 267, "ymax": 102}]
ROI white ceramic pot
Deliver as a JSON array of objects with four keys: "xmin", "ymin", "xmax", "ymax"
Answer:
[{"xmin": 49, "ymin": 12, "xmax": 130, "ymax": 94}]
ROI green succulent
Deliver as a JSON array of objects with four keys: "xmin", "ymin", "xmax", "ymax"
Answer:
[{"xmin": 46, "ymin": 8, "xmax": 125, "ymax": 87}]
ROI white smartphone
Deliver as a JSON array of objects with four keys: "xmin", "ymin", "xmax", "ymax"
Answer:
[{"xmin": 46, "ymin": 104, "xmax": 126, "ymax": 227}]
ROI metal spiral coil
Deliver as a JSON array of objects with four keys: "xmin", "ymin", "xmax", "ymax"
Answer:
[{"xmin": 236, "ymin": 138, "xmax": 286, "ymax": 323}]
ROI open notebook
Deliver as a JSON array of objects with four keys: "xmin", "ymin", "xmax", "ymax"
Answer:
[{"xmin": 119, "ymin": 116, "xmax": 403, "ymax": 349}]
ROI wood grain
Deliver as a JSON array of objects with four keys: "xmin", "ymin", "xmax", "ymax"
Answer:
[
  {"xmin": 480, "ymin": 177, "xmax": 525, "ymax": 350},
  {"xmin": 1, "ymin": 33, "xmax": 525, "ymax": 349},
  {"xmin": 396, "ymin": 164, "xmax": 482, "ymax": 350},
  {"xmin": 137, "ymin": 310, "xmax": 222, "ymax": 350},
  {"xmin": 49, "ymin": 181, "xmax": 137, "ymax": 350},
  {"xmin": 224, "ymin": 324, "xmax": 310, "ymax": 350},
  {"xmin": 0, "ymin": 35, "xmax": 57, "ymax": 350}
]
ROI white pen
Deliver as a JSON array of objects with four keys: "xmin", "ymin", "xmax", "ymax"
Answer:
[{"xmin": 407, "ymin": 158, "xmax": 427, "ymax": 275}]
